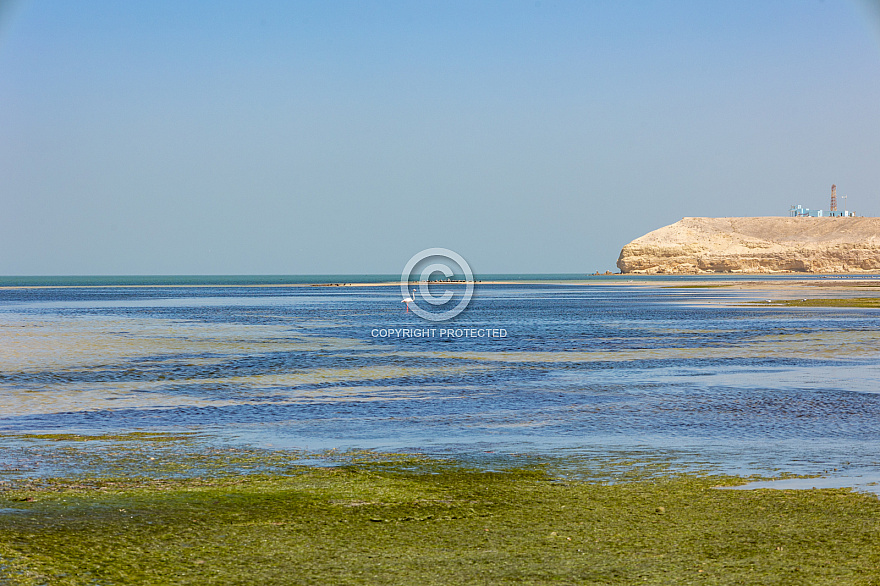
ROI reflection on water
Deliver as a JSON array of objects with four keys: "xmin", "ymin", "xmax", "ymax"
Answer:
[
  {"xmin": 1, "ymin": 280, "xmax": 879, "ymax": 481},
  {"xmin": 720, "ymin": 476, "xmax": 880, "ymax": 495}
]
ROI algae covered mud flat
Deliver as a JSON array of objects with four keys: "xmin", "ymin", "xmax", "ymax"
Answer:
[
  {"xmin": 2, "ymin": 276, "xmax": 880, "ymax": 583},
  {"xmin": 3, "ymin": 451, "xmax": 880, "ymax": 585}
]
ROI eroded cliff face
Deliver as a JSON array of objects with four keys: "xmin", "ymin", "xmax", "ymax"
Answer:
[{"xmin": 616, "ymin": 217, "xmax": 880, "ymax": 274}]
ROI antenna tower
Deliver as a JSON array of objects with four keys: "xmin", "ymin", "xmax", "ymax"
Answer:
[{"xmin": 831, "ymin": 184, "xmax": 837, "ymax": 212}]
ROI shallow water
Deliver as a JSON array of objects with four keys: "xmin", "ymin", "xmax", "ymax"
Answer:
[
  {"xmin": 1, "ymin": 278, "xmax": 879, "ymax": 482},
  {"xmin": 720, "ymin": 475, "xmax": 880, "ymax": 495}
]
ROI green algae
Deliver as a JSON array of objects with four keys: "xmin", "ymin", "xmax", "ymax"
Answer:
[
  {"xmin": 763, "ymin": 298, "xmax": 880, "ymax": 308},
  {"xmin": 1, "ymin": 460, "xmax": 880, "ymax": 585}
]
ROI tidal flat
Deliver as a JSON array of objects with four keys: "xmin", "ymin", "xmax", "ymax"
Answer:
[
  {"xmin": 3, "ymin": 277, "xmax": 880, "ymax": 583},
  {"xmin": 1, "ymin": 452, "xmax": 880, "ymax": 585},
  {"xmin": 767, "ymin": 297, "xmax": 880, "ymax": 308}
]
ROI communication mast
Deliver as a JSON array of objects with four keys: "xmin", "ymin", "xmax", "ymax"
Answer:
[{"xmin": 831, "ymin": 184, "xmax": 837, "ymax": 212}]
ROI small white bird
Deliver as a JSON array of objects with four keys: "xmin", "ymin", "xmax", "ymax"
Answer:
[{"xmin": 401, "ymin": 289, "xmax": 415, "ymax": 312}]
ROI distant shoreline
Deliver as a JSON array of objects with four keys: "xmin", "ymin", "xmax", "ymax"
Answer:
[{"xmin": 2, "ymin": 273, "xmax": 880, "ymax": 289}]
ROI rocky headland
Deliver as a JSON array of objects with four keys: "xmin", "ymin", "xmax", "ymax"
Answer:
[{"xmin": 617, "ymin": 217, "xmax": 880, "ymax": 274}]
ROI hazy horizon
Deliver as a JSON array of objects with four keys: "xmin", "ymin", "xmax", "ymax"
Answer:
[{"xmin": 2, "ymin": 1, "xmax": 878, "ymax": 275}]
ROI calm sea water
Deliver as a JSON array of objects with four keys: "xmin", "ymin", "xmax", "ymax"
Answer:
[{"xmin": 1, "ymin": 276, "xmax": 880, "ymax": 480}]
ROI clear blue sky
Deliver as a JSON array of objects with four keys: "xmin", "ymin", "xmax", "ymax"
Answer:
[{"xmin": 1, "ymin": 0, "xmax": 878, "ymax": 275}]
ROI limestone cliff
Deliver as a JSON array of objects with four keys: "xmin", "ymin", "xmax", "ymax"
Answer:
[{"xmin": 616, "ymin": 217, "xmax": 880, "ymax": 274}]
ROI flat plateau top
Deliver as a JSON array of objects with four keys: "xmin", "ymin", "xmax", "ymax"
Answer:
[{"xmin": 632, "ymin": 217, "xmax": 880, "ymax": 245}]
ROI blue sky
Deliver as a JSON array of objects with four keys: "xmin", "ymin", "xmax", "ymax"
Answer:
[{"xmin": 1, "ymin": 0, "xmax": 878, "ymax": 275}]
